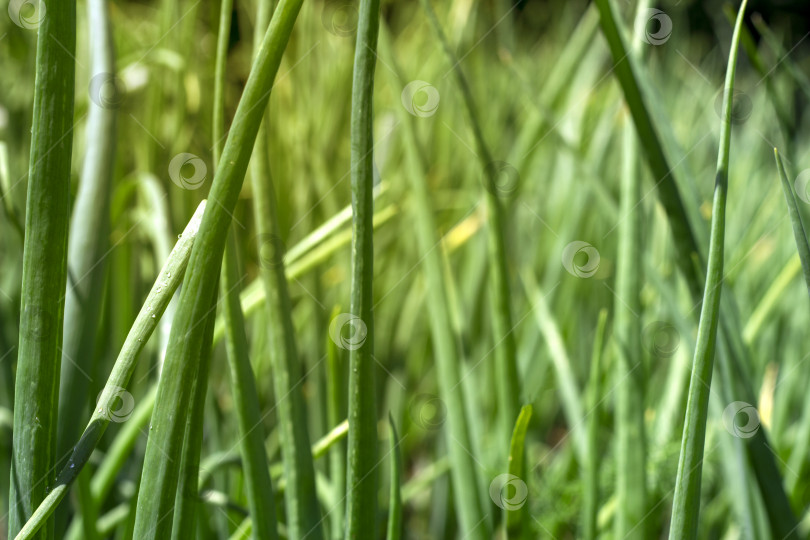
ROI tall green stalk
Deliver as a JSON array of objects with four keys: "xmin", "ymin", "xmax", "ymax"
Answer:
[
  {"xmin": 669, "ymin": 2, "xmax": 748, "ymax": 537},
  {"xmin": 9, "ymin": 0, "xmax": 77, "ymax": 537},
  {"xmin": 420, "ymin": 0, "xmax": 520, "ymax": 448},
  {"xmin": 248, "ymin": 0, "xmax": 323, "ymax": 535},
  {"xmin": 614, "ymin": 117, "xmax": 646, "ymax": 539},
  {"xmin": 345, "ymin": 0, "xmax": 381, "ymax": 536},
  {"xmin": 132, "ymin": 1, "xmax": 304, "ymax": 536}
]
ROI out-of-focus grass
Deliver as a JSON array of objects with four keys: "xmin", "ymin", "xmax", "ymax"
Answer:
[{"xmin": 2, "ymin": 0, "xmax": 810, "ymax": 538}]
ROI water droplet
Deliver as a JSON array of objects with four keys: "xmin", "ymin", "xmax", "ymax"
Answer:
[
  {"xmin": 177, "ymin": 234, "xmax": 182, "ymax": 239},
  {"xmin": 151, "ymin": 314, "xmax": 156, "ymax": 319}
]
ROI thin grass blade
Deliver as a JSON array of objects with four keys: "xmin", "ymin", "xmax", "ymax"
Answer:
[{"xmin": 669, "ymin": 3, "xmax": 748, "ymax": 537}]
